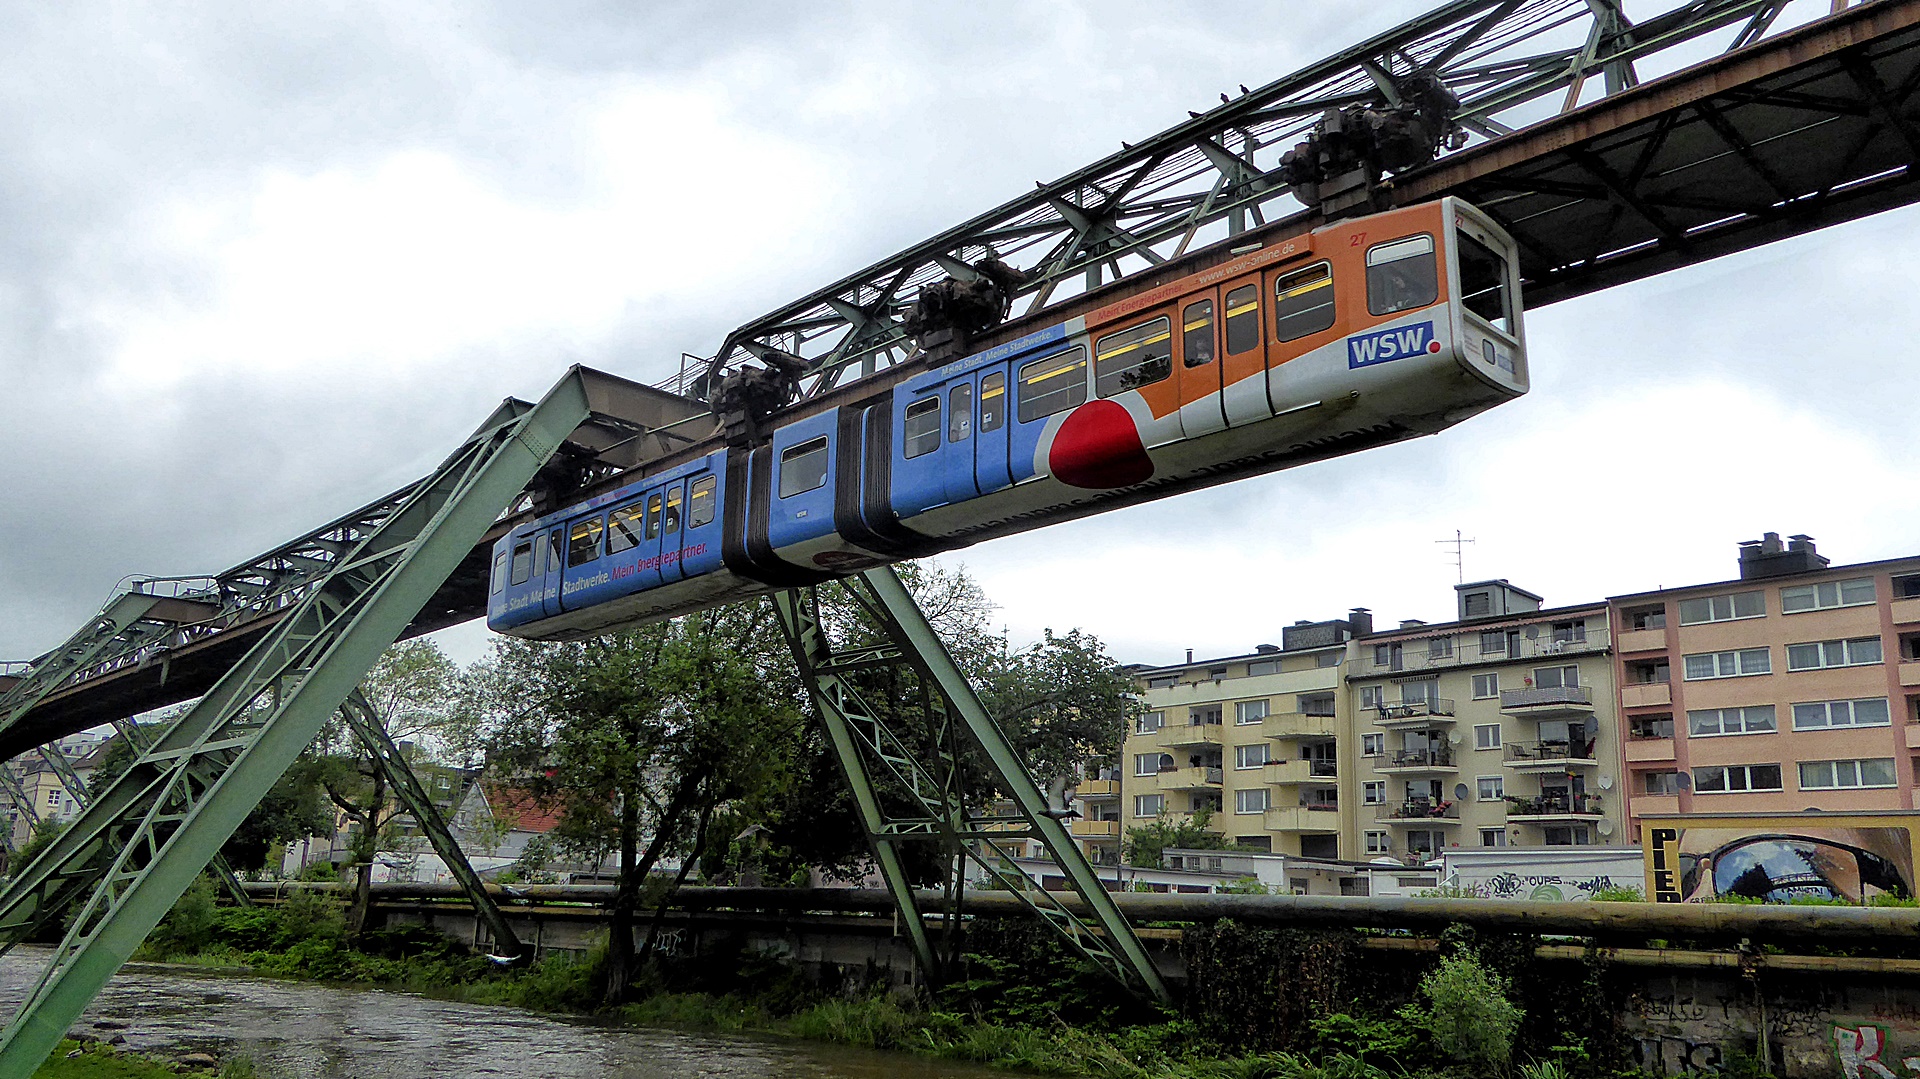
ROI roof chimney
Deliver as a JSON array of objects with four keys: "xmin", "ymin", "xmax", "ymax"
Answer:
[
  {"xmin": 1348, "ymin": 607, "xmax": 1373, "ymax": 636},
  {"xmin": 1185, "ymin": 648, "xmax": 1194, "ymax": 664},
  {"xmin": 1254, "ymin": 644, "xmax": 1280, "ymax": 654},
  {"xmin": 1738, "ymin": 532, "xmax": 1829, "ymax": 580}
]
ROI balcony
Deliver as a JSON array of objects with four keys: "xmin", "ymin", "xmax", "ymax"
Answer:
[
  {"xmin": 1075, "ymin": 779, "xmax": 1120, "ymax": 800},
  {"xmin": 1901, "ymin": 661, "xmax": 1920, "ymax": 688},
  {"xmin": 1369, "ymin": 700, "xmax": 1457, "ymax": 729},
  {"xmin": 1263, "ymin": 804, "xmax": 1341, "ymax": 833},
  {"xmin": 1893, "ymin": 596, "xmax": 1920, "ymax": 625},
  {"xmin": 1632, "ymin": 794, "xmax": 1680, "ymax": 816},
  {"xmin": 1499, "ymin": 685, "xmax": 1594, "ymax": 720},
  {"xmin": 1620, "ymin": 682, "xmax": 1672, "ymax": 708},
  {"xmin": 1151, "ymin": 724, "xmax": 1224, "ymax": 750},
  {"xmin": 1503, "ymin": 740, "xmax": 1599, "ymax": 772},
  {"xmin": 1625, "ymin": 738, "xmax": 1677, "ymax": 764},
  {"xmin": 1261, "ymin": 711, "xmax": 1338, "ymax": 740},
  {"xmin": 1376, "ymin": 800, "xmax": 1461, "ymax": 824},
  {"xmin": 1261, "ymin": 759, "xmax": 1338, "ymax": 785},
  {"xmin": 1158, "ymin": 766, "xmax": 1224, "ymax": 790},
  {"xmin": 1378, "ymin": 747, "xmax": 1456, "ymax": 774},
  {"xmin": 1616, "ymin": 628, "xmax": 1668, "ymax": 653},
  {"xmin": 1356, "ymin": 629, "xmax": 1610, "ymax": 677},
  {"xmin": 1070, "ymin": 818, "xmax": 1122, "ymax": 839},
  {"xmin": 1506, "ymin": 793, "xmax": 1605, "ymax": 823}
]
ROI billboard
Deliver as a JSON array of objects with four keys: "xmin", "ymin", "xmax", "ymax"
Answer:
[{"xmin": 1642, "ymin": 812, "xmax": 1920, "ymax": 904}]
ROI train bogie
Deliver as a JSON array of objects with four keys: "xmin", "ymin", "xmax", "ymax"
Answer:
[{"xmin": 489, "ymin": 196, "xmax": 1528, "ymax": 639}]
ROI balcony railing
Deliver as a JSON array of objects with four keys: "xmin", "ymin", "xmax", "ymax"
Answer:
[
  {"xmin": 1502, "ymin": 740, "xmax": 1598, "ymax": 766},
  {"xmin": 1369, "ymin": 699, "xmax": 1456, "ymax": 726},
  {"xmin": 1499, "ymin": 685, "xmax": 1593, "ymax": 711},
  {"xmin": 1382, "ymin": 747, "xmax": 1454, "ymax": 770},
  {"xmin": 1377, "ymin": 800, "xmax": 1461, "ymax": 822},
  {"xmin": 1505, "ymin": 793, "xmax": 1604, "ymax": 818}
]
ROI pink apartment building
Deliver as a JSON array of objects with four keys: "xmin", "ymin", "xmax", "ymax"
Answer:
[{"xmin": 1610, "ymin": 535, "xmax": 1920, "ymax": 842}]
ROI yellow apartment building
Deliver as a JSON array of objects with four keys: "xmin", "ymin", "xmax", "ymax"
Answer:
[
  {"xmin": 1122, "ymin": 613, "xmax": 1364, "ymax": 859},
  {"xmin": 1347, "ymin": 581, "xmax": 1625, "ymax": 861},
  {"xmin": 1610, "ymin": 534, "xmax": 1920, "ymax": 840}
]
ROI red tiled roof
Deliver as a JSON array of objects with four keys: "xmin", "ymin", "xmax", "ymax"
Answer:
[{"xmin": 482, "ymin": 783, "xmax": 565, "ymax": 834}]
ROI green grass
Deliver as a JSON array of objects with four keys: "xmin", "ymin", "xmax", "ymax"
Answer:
[{"xmin": 31, "ymin": 1040, "xmax": 254, "ymax": 1077}]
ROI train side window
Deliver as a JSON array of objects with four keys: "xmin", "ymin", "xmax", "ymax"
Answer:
[
  {"xmin": 1016, "ymin": 346, "xmax": 1088, "ymax": 422},
  {"xmin": 1182, "ymin": 300, "xmax": 1214, "ymax": 367},
  {"xmin": 1094, "ymin": 317, "xmax": 1172, "ymax": 397},
  {"xmin": 644, "ymin": 493, "xmax": 663, "ymax": 539},
  {"xmin": 1273, "ymin": 263, "xmax": 1336, "ymax": 341},
  {"xmin": 903, "ymin": 398, "xmax": 941, "ymax": 458},
  {"xmin": 780, "ymin": 436, "xmax": 831, "ymax": 494},
  {"xmin": 567, "ymin": 517, "xmax": 604, "ymax": 567},
  {"xmin": 607, "ymin": 503, "xmax": 644, "ymax": 555},
  {"xmin": 979, "ymin": 373, "xmax": 1006, "ymax": 431},
  {"xmin": 510, "ymin": 540, "xmax": 533, "ymax": 586},
  {"xmin": 948, "ymin": 383, "xmax": 973, "ymax": 442},
  {"xmin": 1366, "ymin": 234, "xmax": 1438, "ymax": 316},
  {"xmin": 1457, "ymin": 232, "xmax": 1513, "ymax": 334},
  {"xmin": 663, "ymin": 484, "xmax": 683, "ymax": 533},
  {"xmin": 1223, "ymin": 286, "xmax": 1259, "ymax": 354},
  {"xmin": 689, "ymin": 476, "xmax": 717, "ymax": 527},
  {"xmin": 490, "ymin": 551, "xmax": 507, "ymax": 595}
]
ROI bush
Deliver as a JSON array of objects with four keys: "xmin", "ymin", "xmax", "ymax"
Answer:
[
  {"xmin": 1586, "ymin": 885, "xmax": 1644, "ymax": 903},
  {"xmin": 1409, "ymin": 946, "xmax": 1522, "ymax": 1070}
]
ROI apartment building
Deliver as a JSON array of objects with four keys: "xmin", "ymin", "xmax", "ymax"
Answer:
[
  {"xmin": 1610, "ymin": 534, "xmax": 1920, "ymax": 840},
  {"xmin": 1122, "ymin": 614, "xmax": 1364, "ymax": 859},
  {"xmin": 1348, "ymin": 581, "xmax": 1625, "ymax": 862}
]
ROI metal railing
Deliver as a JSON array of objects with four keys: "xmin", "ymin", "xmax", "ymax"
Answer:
[
  {"xmin": 1502, "ymin": 740, "xmax": 1598, "ymax": 765},
  {"xmin": 1384, "ymin": 747, "xmax": 1454, "ymax": 769},
  {"xmin": 1378, "ymin": 800, "xmax": 1460, "ymax": 822},
  {"xmin": 1370, "ymin": 699, "xmax": 1456, "ymax": 724},
  {"xmin": 1506, "ymin": 793, "xmax": 1604, "ymax": 817},
  {"xmin": 1500, "ymin": 685, "xmax": 1594, "ymax": 709}
]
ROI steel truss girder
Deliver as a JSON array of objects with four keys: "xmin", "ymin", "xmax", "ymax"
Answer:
[
  {"xmin": 0, "ymin": 369, "xmax": 597, "ymax": 1075},
  {"xmin": 672, "ymin": 0, "xmax": 1830, "ymax": 402},
  {"xmin": 772, "ymin": 567, "xmax": 1169, "ymax": 1004},
  {"xmin": 336, "ymin": 689, "xmax": 525, "ymax": 961}
]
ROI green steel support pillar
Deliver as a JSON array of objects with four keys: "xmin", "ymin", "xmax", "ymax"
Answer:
[
  {"xmin": 772, "ymin": 567, "xmax": 1169, "ymax": 1004},
  {"xmin": 336, "ymin": 689, "xmax": 526, "ymax": 961},
  {"xmin": 0, "ymin": 369, "xmax": 595, "ymax": 1075}
]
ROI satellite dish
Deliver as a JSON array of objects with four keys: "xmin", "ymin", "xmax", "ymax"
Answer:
[
  {"xmin": 1454, "ymin": 783, "xmax": 1471, "ymax": 801},
  {"xmin": 1446, "ymin": 730, "xmax": 1463, "ymax": 745},
  {"xmin": 1598, "ymin": 775, "xmax": 1614, "ymax": 791},
  {"xmin": 1675, "ymin": 772, "xmax": 1692, "ymax": 791},
  {"xmin": 1524, "ymin": 626, "xmax": 1539, "ymax": 639},
  {"xmin": 1597, "ymin": 820, "xmax": 1615, "ymax": 838}
]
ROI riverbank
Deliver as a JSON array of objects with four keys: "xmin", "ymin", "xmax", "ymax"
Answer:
[{"xmin": 33, "ymin": 1040, "xmax": 251, "ymax": 1078}]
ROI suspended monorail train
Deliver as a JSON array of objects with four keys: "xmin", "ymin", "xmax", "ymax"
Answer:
[{"xmin": 488, "ymin": 196, "xmax": 1527, "ymax": 639}]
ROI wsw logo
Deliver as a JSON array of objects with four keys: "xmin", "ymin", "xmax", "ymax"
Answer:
[{"xmin": 1348, "ymin": 321, "xmax": 1441, "ymax": 368}]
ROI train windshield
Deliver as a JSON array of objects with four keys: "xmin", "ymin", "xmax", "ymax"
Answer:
[
  {"xmin": 1365, "ymin": 235, "xmax": 1437, "ymax": 316},
  {"xmin": 1457, "ymin": 232, "xmax": 1514, "ymax": 335}
]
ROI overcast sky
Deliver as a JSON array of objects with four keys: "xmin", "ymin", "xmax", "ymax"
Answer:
[{"xmin": 4, "ymin": 2, "xmax": 1916, "ymax": 675}]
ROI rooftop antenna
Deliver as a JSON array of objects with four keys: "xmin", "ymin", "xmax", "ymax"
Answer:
[{"xmin": 1435, "ymin": 530, "xmax": 1475, "ymax": 585}]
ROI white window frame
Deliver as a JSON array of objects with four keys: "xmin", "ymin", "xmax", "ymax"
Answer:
[
  {"xmin": 1532, "ymin": 664, "xmax": 1579, "ymax": 689},
  {"xmin": 1692, "ymin": 763, "xmax": 1784, "ymax": 794},
  {"xmin": 1781, "ymin": 577, "xmax": 1877, "ymax": 614},
  {"xmin": 1798, "ymin": 758, "xmax": 1897, "ymax": 791},
  {"xmin": 1135, "ymin": 710, "xmax": 1165, "ymax": 734},
  {"xmin": 1677, "ymin": 590, "xmax": 1766, "ymax": 625},
  {"xmin": 1361, "ymin": 733, "xmax": 1384, "ymax": 757},
  {"xmin": 1134, "ymin": 753, "xmax": 1165, "ymax": 777},
  {"xmin": 1233, "ymin": 743, "xmax": 1270, "ymax": 770},
  {"xmin": 1473, "ymin": 723, "xmax": 1501, "ymax": 751},
  {"xmin": 1364, "ymin": 830, "xmax": 1391, "ymax": 854},
  {"xmin": 1133, "ymin": 794, "xmax": 1164, "ymax": 818},
  {"xmin": 1686, "ymin": 705, "xmax": 1777, "ymax": 737},
  {"xmin": 1471, "ymin": 673, "xmax": 1499, "ymax": 699},
  {"xmin": 1480, "ymin": 828, "xmax": 1507, "ymax": 848},
  {"xmin": 1791, "ymin": 698, "xmax": 1891, "ymax": 730},
  {"xmin": 1682, "ymin": 648, "xmax": 1771, "ymax": 680},
  {"xmin": 1476, "ymin": 776, "xmax": 1504, "ymax": 800},
  {"xmin": 1246, "ymin": 659, "xmax": 1280, "ymax": 677},
  {"xmin": 1360, "ymin": 685, "xmax": 1384, "ymax": 709},
  {"xmin": 1642, "ymin": 770, "xmax": 1681, "ymax": 796},
  {"xmin": 1786, "ymin": 637, "xmax": 1883, "ymax": 671},
  {"xmin": 1363, "ymin": 781, "xmax": 1386, "ymax": 805},
  {"xmin": 1234, "ymin": 787, "xmax": 1271, "ymax": 814},
  {"xmin": 1235, "ymin": 699, "xmax": 1270, "ymax": 725},
  {"xmin": 1428, "ymin": 637, "xmax": 1453, "ymax": 658}
]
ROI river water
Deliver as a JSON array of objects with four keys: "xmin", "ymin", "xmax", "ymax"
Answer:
[{"xmin": 0, "ymin": 948, "xmax": 1029, "ymax": 1079}]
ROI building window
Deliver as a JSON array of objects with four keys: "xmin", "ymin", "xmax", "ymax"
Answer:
[
  {"xmin": 1297, "ymin": 693, "xmax": 1336, "ymax": 717},
  {"xmin": 1471, "ymin": 673, "xmax": 1499, "ymax": 699},
  {"xmin": 1677, "ymin": 591, "xmax": 1766, "ymax": 625},
  {"xmin": 1473, "ymin": 724, "xmax": 1501, "ymax": 751},
  {"xmin": 1146, "ymin": 675, "xmax": 1177, "ymax": 689},
  {"xmin": 1682, "ymin": 648, "xmax": 1771, "ymax": 680},
  {"xmin": 1799, "ymin": 758, "xmax": 1897, "ymax": 790},
  {"xmin": 1543, "ymin": 827, "xmax": 1592, "ymax": 846},
  {"xmin": 1406, "ymin": 829, "xmax": 1440, "ymax": 855},
  {"xmin": 1551, "ymin": 620, "xmax": 1587, "ymax": 644},
  {"xmin": 1893, "ymin": 573, "xmax": 1920, "ymax": 599},
  {"xmin": 1365, "ymin": 831, "xmax": 1391, "ymax": 854},
  {"xmin": 1791, "ymin": 698, "xmax": 1891, "ymax": 730},
  {"xmin": 1686, "ymin": 706, "xmax": 1777, "ymax": 737},
  {"xmin": 1134, "ymin": 794, "xmax": 1164, "ymax": 818},
  {"xmin": 1643, "ymin": 770, "xmax": 1681, "ymax": 795},
  {"xmin": 1626, "ymin": 659, "xmax": 1670, "ymax": 684},
  {"xmin": 1235, "ymin": 700, "xmax": 1270, "ymax": 725},
  {"xmin": 1402, "ymin": 680, "xmax": 1439, "ymax": 706},
  {"xmin": 1246, "ymin": 659, "xmax": 1280, "ymax": 677},
  {"xmin": 1786, "ymin": 637, "xmax": 1882, "ymax": 671},
  {"xmin": 1477, "ymin": 776, "xmax": 1505, "ymax": 800},
  {"xmin": 1693, "ymin": 763, "xmax": 1784, "ymax": 794},
  {"xmin": 1234, "ymin": 744, "xmax": 1270, "ymax": 770},
  {"xmin": 1480, "ymin": 828, "xmax": 1507, "ymax": 848},
  {"xmin": 1134, "ymin": 753, "xmax": 1171, "ymax": 776},
  {"xmin": 1532, "ymin": 665, "xmax": 1578, "ymax": 689},
  {"xmin": 1208, "ymin": 666, "xmax": 1228, "ymax": 680},
  {"xmin": 1191, "ymin": 704, "xmax": 1223, "ymax": 726},
  {"xmin": 1624, "ymin": 605, "xmax": 1667, "ymax": 630},
  {"xmin": 1316, "ymin": 651, "xmax": 1341, "ymax": 668},
  {"xmin": 1135, "ymin": 710, "xmax": 1165, "ymax": 734},
  {"xmin": 1781, "ymin": 577, "xmax": 1876, "ymax": 614},
  {"xmin": 1479, "ymin": 630, "xmax": 1504, "ymax": 655},
  {"xmin": 1629, "ymin": 714, "xmax": 1674, "ymax": 739},
  {"xmin": 1428, "ymin": 637, "xmax": 1453, "ymax": 659},
  {"xmin": 1235, "ymin": 788, "xmax": 1271, "ymax": 814},
  {"xmin": 1360, "ymin": 685, "xmax": 1384, "ymax": 710},
  {"xmin": 1361, "ymin": 733, "xmax": 1384, "ymax": 757},
  {"xmin": 1363, "ymin": 781, "xmax": 1386, "ymax": 804}
]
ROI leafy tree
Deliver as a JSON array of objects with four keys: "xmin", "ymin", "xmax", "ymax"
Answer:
[
  {"xmin": 982, "ymin": 626, "xmax": 1135, "ymax": 801},
  {"xmin": 1123, "ymin": 807, "xmax": 1230, "ymax": 868}
]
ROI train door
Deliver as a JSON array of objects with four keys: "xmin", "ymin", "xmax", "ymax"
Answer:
[
  {"xmin": 540, "ymin": 525, "xmax": 565, "ymax": 618},
  {"xmin": 658, "ymin": 479, "xmax": 688, "ymax": 584},
  {"xmin": 1217, "ymin": 273, "xmax": 1271, "ymax": 427},
  {"xmin": 1173, "ymin": 295, "xmax": 1226, "ymax": 439},
  {"xmin": 607, "ymin": 497, "xmax": 655, "ymax": 591},
  {"xmin": 943, "ymin": 380, "xmax": 980, "ymax": 506},
  {"xmin": 972, "ymin": 365, "xmax": 1013, "ymax": 494},
  {"xmin": 680, "ymin": 472, "xmax": 722, "ymax": 578}
]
